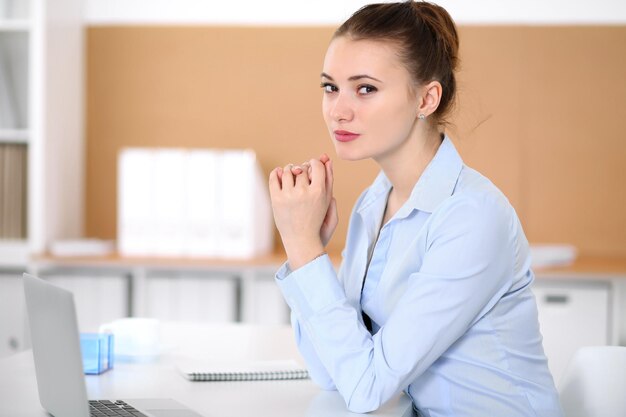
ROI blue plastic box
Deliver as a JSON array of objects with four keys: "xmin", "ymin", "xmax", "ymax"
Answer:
[{"xmin": 80, "ymin": 333, "xmax": 114, "ymax": 374}]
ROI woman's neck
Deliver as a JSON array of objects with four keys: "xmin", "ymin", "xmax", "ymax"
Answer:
[{"xmin": 378, "ymin": 129, "xmax": 443, "ymax": 203}]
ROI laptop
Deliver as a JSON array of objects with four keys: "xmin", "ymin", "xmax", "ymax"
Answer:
[{"xmin": 22, "ymin": 273, "xmax": 205, "ymax": 417}]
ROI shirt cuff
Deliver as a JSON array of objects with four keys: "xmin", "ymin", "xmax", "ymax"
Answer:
[{"xmin": 275, "ymin": 254, "xmax": 345, "ymax": 320}]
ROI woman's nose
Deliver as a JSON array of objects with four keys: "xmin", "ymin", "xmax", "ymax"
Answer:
[{"xmin": 330, "ymin": 93, "xmax": 354, "ymax": 122}]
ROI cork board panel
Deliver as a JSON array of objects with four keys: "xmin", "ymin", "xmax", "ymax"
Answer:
[
  {"xmin": 85, "ymin": 26, "xmax": 381, "ymax": 255},
  {"xmin": 451, "ymin": 27, "xmax": 526, "ymax": 218},
  {"xmin": 521, "ymin": 26, "xmax": 626, "ymax": 257},
  {"xmin": 85, "ymin": 26, "xmax": 626, "ymax": 257}
]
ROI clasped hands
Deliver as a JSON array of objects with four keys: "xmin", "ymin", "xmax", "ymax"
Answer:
[{"xmin": 269, "ymin": 154, "xmax": 338, "ymax": 271}]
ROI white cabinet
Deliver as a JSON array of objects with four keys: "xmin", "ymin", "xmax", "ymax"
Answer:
[
  {"xmin": 138, "ymin": 268, "xmax": 289, "ymax": 325},
  {"xmin": 26, "ymin": 260, "xmax": 291, "ymax": 334},
  {"xmin": 144, "ymin": 273, "xmax": 238, "ymax": 323},
  {"xmin": 0, "ymin": 0, "xmax": 84, "ymax": 266},
  {"xmin": 0, "ymin": 271, "xmax": 27, "ymax": 357},
  {"xmin": 0, "ymin": 1, "xmax": 30, "ymax": 263},
  {"xmin": 533, "ymin": 278, "xmax": 613, "ymax": 387},
  {"xmin": 0, "ymin": 0, "xmax": 84, "ymax": 356}
]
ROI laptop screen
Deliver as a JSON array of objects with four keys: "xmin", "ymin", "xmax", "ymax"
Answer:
[{"xmin": 23, "ymin": 273, "xmax": 90, "ymax": 417}]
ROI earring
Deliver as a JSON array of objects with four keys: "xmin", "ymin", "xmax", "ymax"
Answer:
[{"xmin": 418, "ymin": 113, "xmax": 426, "ymax": 120}]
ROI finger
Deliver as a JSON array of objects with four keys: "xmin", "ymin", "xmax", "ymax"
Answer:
[
  {"xmin": 309, "ymin": 158, "xmax": 326, "ymax": 188},
  {"xmin": 324, "ymin": 158, "xmax": 334, "ymax": 198},
  {"xmin": 276, "ymin": 167, "xmax": 283, "ymax": 186},
  {"xmin": 269, "ymin": 168, "xmax": 282, "ymax": 193},
  {"xmin": 301, "ymin": 162, "xmax": 312, "ymax": 181},
  {"xmin": 295, "ymin": 162, "xmax": 311, "ymax": 187},
  {"xmin": 291, "ymin": 165, "xmax": 303, "ymax": 176},
  {"xmin": 319, "ymin": 153, "xmax": 330, "ymax": 164},
  {"xmin": 282, "ymin": 164, "xmax": 295, "ymax": 189}
]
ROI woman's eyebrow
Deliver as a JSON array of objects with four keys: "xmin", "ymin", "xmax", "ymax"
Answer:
[{"xmin": 320, "ymin": 72, "xmax": 383, "ymax": 83}]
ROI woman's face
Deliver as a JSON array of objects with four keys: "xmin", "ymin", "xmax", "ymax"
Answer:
[{"xmin": 321, "ymin": 36, "xmax": 421, "ymax": 162}]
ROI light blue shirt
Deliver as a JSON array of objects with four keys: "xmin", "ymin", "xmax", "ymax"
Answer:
[{"xmin": 275, "ymin": 136, "xmax": 563, "ymax": 416}]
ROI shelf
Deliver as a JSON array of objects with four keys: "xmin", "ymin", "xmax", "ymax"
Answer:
[
  {"xmin": 0, "ymin": 20, "xmax": 30, "ymax": 31},
  {"xmin": 0, "ymin": 240, "xmax": 29, "ymax": 267},
  {"xmin": 34, "ymin": 250, "xmax": 291, "ymax": 270},
  {"xmin": 534, "ymin": 256, "xmax": 626, "ymax": 277},
  {"xmin": 0, "ymin": 129, "xmax": 28, "ymax": 143},
  {"xmin": 32, "ymin": 247, "xmax": 353, "ymax": 268}
]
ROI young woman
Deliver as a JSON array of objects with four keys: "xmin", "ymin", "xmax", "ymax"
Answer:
[{"xmin": 268, "ymin": 2, "xmax": 563, "ymax": 416}]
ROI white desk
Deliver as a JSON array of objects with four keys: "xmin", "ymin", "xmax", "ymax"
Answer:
[{"xmin": 0, "ymin": 322, "xmax": 413, "ymax": 417}]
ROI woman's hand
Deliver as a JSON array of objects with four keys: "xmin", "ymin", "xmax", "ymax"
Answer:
[
  {"xmin": 269, "ymin": 154, "xmax": 337, "ymax": 270},
  {"xmin": 277, "ymin": 154, "xmax": 338, "ymax": 247},
  {"xmin": 317, "ymin": 155, "xmax": 338, "ymax": 247}
]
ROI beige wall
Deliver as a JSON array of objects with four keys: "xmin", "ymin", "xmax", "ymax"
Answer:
[{"xmin": 85, "ymin": 26, "xmax": 626, "ymax": 257}]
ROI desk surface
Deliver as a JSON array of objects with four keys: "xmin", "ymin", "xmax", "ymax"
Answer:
[{"xmin": 0, "ymin": 322, "xmax": 412, "ymax": 417}]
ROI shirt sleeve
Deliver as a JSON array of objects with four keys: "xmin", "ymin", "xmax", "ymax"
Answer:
[
  {"xmin": 289, "ymin": 310, "xmax": 336, "ymax": 390},
  {"xmin": 276, "ymin": 261, "xmax": 337, "ymax": 390},
  {"xmin": 276, "ymin": 193, "xmax": 516, "ymax": 413}
]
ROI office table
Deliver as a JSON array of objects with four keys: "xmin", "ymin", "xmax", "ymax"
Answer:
[{"xmin": 0, "ymin": 322, "xmax": 413, "ymax": 417}]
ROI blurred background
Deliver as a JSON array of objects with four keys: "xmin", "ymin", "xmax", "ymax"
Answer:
[{"xmin": 0, "ymin": 0, "xmax": 625, "ymax": 386}]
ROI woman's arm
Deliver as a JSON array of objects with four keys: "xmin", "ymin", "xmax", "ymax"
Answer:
[
  {"xmin": 290, "ymin": 310, "xmax": 336, "ymax": 390},
  {"xmin": 270, "ymin": 154, "xmax": 339, "ymax": 390},
  {"xmin": 275, "ymin": 194, "xmax": 516, "ymax": 413}
]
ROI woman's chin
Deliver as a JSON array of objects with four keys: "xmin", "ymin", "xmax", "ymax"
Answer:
[{"xmin": 334, "ymin": 147, "xmax": 370, "ymax": 162}]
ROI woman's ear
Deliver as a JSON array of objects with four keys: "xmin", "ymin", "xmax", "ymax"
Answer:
[{"xmin": 417, "ymin": 81, "xmax": 442, "ymax": 119}]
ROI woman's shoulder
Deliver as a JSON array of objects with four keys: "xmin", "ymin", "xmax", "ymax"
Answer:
[
  {"xmin": 428, "ymin": 165, "xmax": 530, "ymax": 275},
  {"xmin": 434, "ymin": 165, "xmax": 517, "ymax": 226},
  {"xmin": 456, "ymin": 165, "xmax": 512, "ymax": 206}
]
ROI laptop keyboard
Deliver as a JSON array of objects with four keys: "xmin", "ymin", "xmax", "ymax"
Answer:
[{"xmin": 89, "ymin": 400, "xmax": 147, "ymax": 417}]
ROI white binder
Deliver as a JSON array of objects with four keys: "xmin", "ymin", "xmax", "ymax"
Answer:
[
  {"xmin": 118, "ymin": 148, "xmax": 273, "ymax": 258},
  {"xmin": 118, "ymin": 149, "xmax": 156, "ymax": 256}
]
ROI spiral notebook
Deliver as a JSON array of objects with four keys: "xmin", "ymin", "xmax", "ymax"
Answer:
[{"xmin": 177, "ymin": 359, "xmax": 309, "ymax": 382}]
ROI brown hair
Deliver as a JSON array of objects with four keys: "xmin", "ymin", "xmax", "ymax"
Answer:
[{"xmin": 334, "ymin": 1, "xmax": 459, "ymax": 126}]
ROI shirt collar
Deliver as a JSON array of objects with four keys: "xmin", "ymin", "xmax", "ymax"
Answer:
[{"xmin": 357, "ymin": 134, "xmax": 464, "ymax": 217}]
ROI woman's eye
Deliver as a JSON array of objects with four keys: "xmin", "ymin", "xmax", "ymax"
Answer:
[
  {"xmin": 358, "ymin": 85, "xmax": 377, "ymax": 95},
  {"xmin": 320, "ymin": 83, "xmax": 338, "ymax": 93}
]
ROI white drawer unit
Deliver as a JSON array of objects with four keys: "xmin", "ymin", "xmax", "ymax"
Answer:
[
  {"xmin": 27, "ymin": 260, "xmax": 289, "ymax": 326},
  {"xmin": 0, "ymin": 272, "xmax": 27, "ymax": 357},
  {"xmin": 145, "ymin": 273, "xmax": 238, "ymax": 323},
  {"xmin": 532, "ymin": 278, "xmax": 612, "ymax": 387}
]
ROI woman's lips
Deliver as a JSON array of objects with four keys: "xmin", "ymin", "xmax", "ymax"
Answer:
[{"xmin": 334, "ymin": 130, "xmax": 360, "ymax": 142}]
